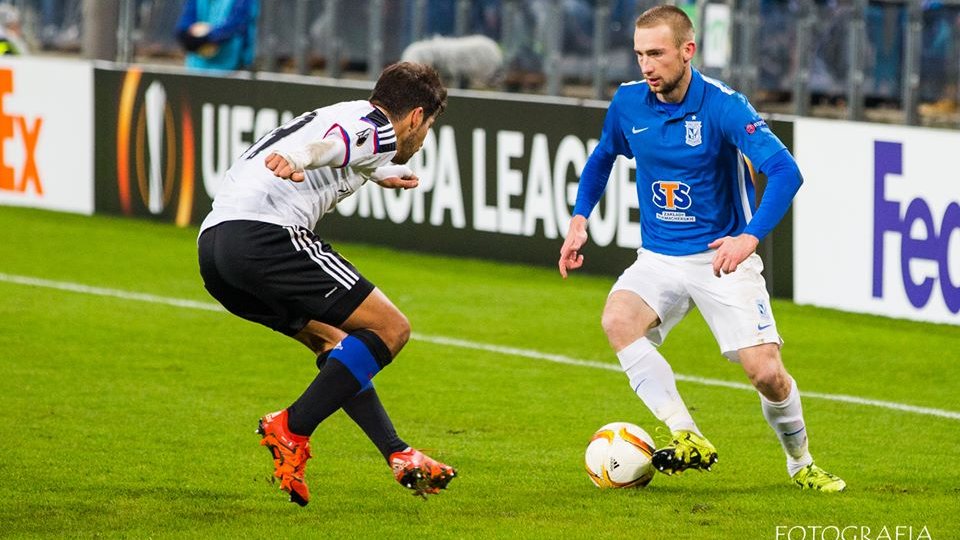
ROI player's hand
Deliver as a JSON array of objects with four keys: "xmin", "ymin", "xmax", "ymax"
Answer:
[
  {"xmin": 708, "ymin": 233, "xmax": 759, "ymax": 277},
  {"xmin": 188, "ymin": 22, "xmax": 211, "ymax": 38},
  {"xmin": 559, "ymin": 215, "xmax": 589, "ymax": 279},
  {"xmin": 376, "ymin": 174, "xmax": 419, "ymax": 189},
  {"xmin": 265, "ymin": 152, "xmax": 305, "ymax": 182}
]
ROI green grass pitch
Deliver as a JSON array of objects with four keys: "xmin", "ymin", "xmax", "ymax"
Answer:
[{"xmin": 1, "ymin": 206, "xmax": 958, "ymax": 538}]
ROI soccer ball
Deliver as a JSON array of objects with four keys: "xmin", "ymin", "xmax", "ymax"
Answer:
[{"xmin": 584, "ymin": 422, "xmax": 656, "ymax": 488}]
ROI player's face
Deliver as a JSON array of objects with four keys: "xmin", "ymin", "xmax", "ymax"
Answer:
[
  {"xmin": 393, "ymin": 109, "xmax": 436, "ymax": 164},
  {"xmin": 634, "ymin": 24, "xmax": 694, "ymax": 103}
]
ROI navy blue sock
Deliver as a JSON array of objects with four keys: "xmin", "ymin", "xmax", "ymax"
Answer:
[
  {"xmin": 286, "ymin": 331, "xmax": 393, "ymax": 437},
  {"xmin": 344, "ymin": 387, "xmax": 408, "ymax": 460},
  {"xmin": 286, "ymin": 358, "xmax": 360, "ymax": 436},
  {"xmin": 315, "ymin": 330, "xmax": 393, "ymax": 393},
  {"xmin": 315, "ymin": 348, "xmax": 406, "ymax": 459}
]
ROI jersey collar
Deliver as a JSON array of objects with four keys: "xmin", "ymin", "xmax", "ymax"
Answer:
[{"xmin": 646, "ymin": 68, "xmax": 706, "ymax": 119}]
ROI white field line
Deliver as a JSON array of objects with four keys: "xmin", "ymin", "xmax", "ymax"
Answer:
[{"xmin": 3, "ymin": 271, "xmax": 959, "ymax": 421}]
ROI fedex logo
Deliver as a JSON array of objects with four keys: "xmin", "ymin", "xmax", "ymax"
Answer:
[
  {"xmin": 873, "ymin": 141, "xmax": 960, "ymax": 313},
  {"xmin": 0, "ymin": 68, "xmax": 43, "ymax": 195},
  {"xmin": 652, "ymin": 181, "xmax": 692, "ymax": 210}
]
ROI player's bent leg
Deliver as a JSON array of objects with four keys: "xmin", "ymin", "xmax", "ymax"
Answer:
[
  {"xmin": 294, "ymin": 320, "xmax": 347, "ymax": 356},
  {"xmin": 601, "ymin": 290, "xmax": 660, "ymax": 351},
  {"xmin": 603, "ymin": 291, "xmax": 713, "ymax": 475},
  {"xmin": 334, "ymin": 289, "xmax": 458, "ymax": 496},
  {"xmin": 310, "ymin": 334, "xmax": 414, "ymax": 485},
  {"xmin": 339, "ymin": 288, "xmax": 411, "ymax": 357},
  {"xmin": 263, "ymin": 332, "xmax": 393, "ymax": 505},
  {"xmin": 616, "ymin": 337, "xmax": 701, "ymax": 435},
  {"xmin": 283, "ymin": 327, "xmax": 394, "ymax": 440},
  {"xmin": 320, "ymin": 329, "xmax": 394, "ymax": 397},
  {"xmin": 739, "ymin": 345, "xmax": 844, "ymax": 490},
  {"xmin": 739, "ymin": 343, "xmax": 791, "ymax": 402}
]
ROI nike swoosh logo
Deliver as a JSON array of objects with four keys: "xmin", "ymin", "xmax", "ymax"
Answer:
[
  {"xmin": 758, "ymin": 323, "xmax": 773, "ymax": 330},
  {"xmin": 631, "ymin": 126, "xmax": 649, "ymax": 134},
  {"xmin": 783, "ymin": 427, "xmax": 805, "ymax": 437}
]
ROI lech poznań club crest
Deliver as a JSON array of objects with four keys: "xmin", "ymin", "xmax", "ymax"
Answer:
[{"xmin": 685, "ymin": 118, "xmax": 702, "ymax": 147}]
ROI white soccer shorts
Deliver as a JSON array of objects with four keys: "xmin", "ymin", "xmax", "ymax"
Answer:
[{"xmin": 610, "ymin": 248, "xmax": 782, "ymax": 361}]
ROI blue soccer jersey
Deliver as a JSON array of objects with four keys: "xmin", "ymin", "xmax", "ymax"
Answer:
[{"xmin": 573, "ymin": 69, "xmax": 797, "ymax": 256}]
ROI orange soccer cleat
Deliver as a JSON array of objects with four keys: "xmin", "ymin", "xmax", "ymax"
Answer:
[
  {"xmin": 257, "ymin": 409, "xmax": 312, "ymax": 506},
  {"xmin": 388, "ymin": 447, "xmax": 457, "ymax": 498}
]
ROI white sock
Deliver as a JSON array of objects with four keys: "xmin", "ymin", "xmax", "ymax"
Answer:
[
  {"xmin": 616, "ymin": 337, "xmax": 700, "ymax": 435},
  {"xmin": 760, "ymin": 377, "xmax": 814, "ymax": 476}
]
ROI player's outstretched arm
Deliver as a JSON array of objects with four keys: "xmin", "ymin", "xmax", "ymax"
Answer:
[
  {"xmin": 264, "ymin": 137, "xmax": 349, "ymax": 182},
  {"xmin": 559, "ymin": 215, "xmax": 589, "ymax": 279},
  {"xmin": 264, "ymin": 152, "xmax": 305, "ymax": 182},
  {"xmin": 371, "ymin": 164, "xmax": 419, "ymax": 190}
]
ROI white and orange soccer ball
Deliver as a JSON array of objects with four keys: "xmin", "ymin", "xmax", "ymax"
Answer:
[{"xmin": 584, "ymin": 422, "xmax": 656, "ymax": 488}]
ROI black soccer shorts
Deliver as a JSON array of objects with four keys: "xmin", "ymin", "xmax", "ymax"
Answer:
[{"xmin": 198, "ymin": 220, "xmax": 375, "ymax": 336}]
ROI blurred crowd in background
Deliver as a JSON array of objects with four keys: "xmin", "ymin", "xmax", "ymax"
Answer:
[{"xmin": 1, "ymin": 0, "xmax": 959, "ymax": 126}]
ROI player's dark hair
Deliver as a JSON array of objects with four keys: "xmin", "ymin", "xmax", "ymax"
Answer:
[
  {"xmin": 370, "ymin": 62, "xmax": 448, "ymax": 120},
  {"xmin": 636, "ymin": 5, "xmax": 695, "ymax": 47}
]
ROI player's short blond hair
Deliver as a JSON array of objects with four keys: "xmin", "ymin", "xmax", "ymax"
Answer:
[{"xmin": 635, "ymin": 5, "xmax": 695, "ymax": 48}]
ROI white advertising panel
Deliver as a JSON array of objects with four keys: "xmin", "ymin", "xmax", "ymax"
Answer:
[
  {"xmin": 794, "ymin": 118, "xmax": 960, "ymax": 325},
  {"xmin": 0, "ymin": 57, "xmax": 93, "ymax": 214},
  {"xmin": 701, "ymin": 4, "xmax": 732, "ymax": 69}
]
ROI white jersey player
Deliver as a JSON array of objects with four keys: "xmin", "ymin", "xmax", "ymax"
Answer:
[
  {"xmin": 201, "ymin": 100, "xmax": 409, "ymax": 233},
  {"xmin": 198, "ymin": 63, "xmax": 457, "ymax": 506}
]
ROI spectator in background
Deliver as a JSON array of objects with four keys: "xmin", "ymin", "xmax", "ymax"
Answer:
[
  {"xmin": 918, "ymin": 1, "xmax": 959, "ymax": 116},
  {"xmin": 0, "ymin": 4, "xmax": 28, "ymax": 55},
  {"xmin": 38, "ymin": 0, "xmax": 65, "ymax": 49},
  {"xmin": 866, "ymin": 2, "xmax": 904, "ymax": 101},
  {"xmin": 757, "ymin": 0, "xmax": 795, "ymax": 102},
  {"xmin": 176, "ymin": 0, "xmax": 259, "ymax": 71}
]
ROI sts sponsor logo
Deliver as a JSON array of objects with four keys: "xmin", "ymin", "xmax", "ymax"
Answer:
[
  {"xmin": 873, "ymin": 141, "xmax": 959, "ymax": 314},
  {"xmin": 652, "ymin": 180, "xmax": 695, "ymax": 223}
]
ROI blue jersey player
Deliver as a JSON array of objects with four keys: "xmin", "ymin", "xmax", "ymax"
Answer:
[{"xmin": 558, "ymin": 5, "xmax": 845, "ymax": 492}]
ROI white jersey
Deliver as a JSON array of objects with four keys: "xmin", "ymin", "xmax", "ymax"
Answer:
[{"xmin": 200, "ymin": 100, "xmax": 397, "ymax": 233}]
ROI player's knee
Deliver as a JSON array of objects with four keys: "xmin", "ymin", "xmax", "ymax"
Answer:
[
  {"xmin": 373, "ymin": 310, "xmax": 410, "ymax": 357},
  {"xmin": 392, "ymin": 312, "xmax": 411, "ymax": 351},
  {"xmin": 299, "ymin": 334, "xmax": 329, "ymax": 356},
  {"xmin": 349, "ymin": 328, "xmax": 394, "ymax": 369},
  {"xmin": 328, "ymin": 329, "xmax": 394, "ymax": 386},
  {"xmin": 749, "ymin": 362, "xmax": 789, "ymax": 398},
  {"xmin": 601, "ymin": 309, "xmax": 633, "ymax": 342}
]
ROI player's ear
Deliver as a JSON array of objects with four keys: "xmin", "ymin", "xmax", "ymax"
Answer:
[
  {"xmin": 407, "ymin": 106, "xmax": 424, "ymax": 130},
  {"xmin": 682, "ymin": 40, "xmax": 696, "ymax": 63}
]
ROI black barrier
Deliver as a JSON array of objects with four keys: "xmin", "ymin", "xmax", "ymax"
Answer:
[
  {"xmin": 763, "ymin": 119, "xmax": 794, "ymax": 300},
  {"xmin": 94, "ymin": 66, "xmax": 794, "ymax": 297}
]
